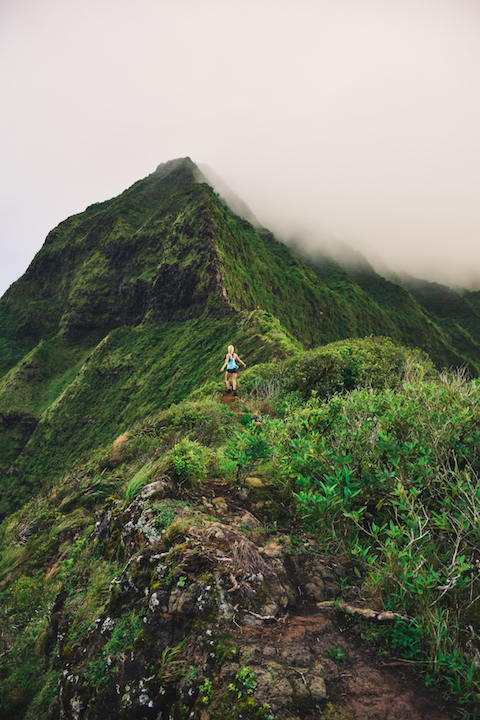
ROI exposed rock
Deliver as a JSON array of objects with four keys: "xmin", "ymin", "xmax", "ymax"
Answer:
[
  {"xmin": 33, "ymin": 490, "xmax": 460, "ymax": 720},
  {"xmin": 245, "ymin": 476, "xmax": 265, "ymax": 488},
  {"xmin": 304, "ymin": 580, "xmax": 325, "ymax": 601},
  {"xmin": 254, "ymin": 662, "xmax": 294, "ymax": 710},
  {"xmin": 211, "ymin": 496, "xmax": 229, "ymax": 514}
]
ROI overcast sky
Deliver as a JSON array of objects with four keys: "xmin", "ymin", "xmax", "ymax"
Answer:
[{"xmin": 1, "ymin": 0, "xmax": 479, "ymax": 298}]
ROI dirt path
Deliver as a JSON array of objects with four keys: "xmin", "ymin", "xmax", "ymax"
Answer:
[
  {"xmin": 186, "ymin": 404, "xmax": 469, "ymax": 719},
  {"xmin": 238, "ymin": 604, "xmax": 461, "ymax": 720},
  {"xmin": 196, "ymin": 471, "xmax": 465, "ymax": 720}
]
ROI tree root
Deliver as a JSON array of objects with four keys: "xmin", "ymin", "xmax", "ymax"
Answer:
[{"xmin": 316, "ymin": 600, "xmax": 409, "ymax": 622}]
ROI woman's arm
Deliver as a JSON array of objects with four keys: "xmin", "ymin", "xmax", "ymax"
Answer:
[{"xmin": 235, "ymin": 354, "xmax": 246, "ymax": 368}]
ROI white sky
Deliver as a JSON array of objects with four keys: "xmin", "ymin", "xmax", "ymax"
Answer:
[{"xmin": 1, "ymin": 0, "xmax": 479, "ymax": 298}]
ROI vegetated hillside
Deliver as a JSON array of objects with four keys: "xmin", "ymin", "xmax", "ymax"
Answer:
[
  {"xmin": 0, "ymin": 337, "xmax": 477, "ymax": 720},
  {"xmin": 0, "ymin": 309, "xmax": 301, "ymax": 517},
  {"xmin": 464, "ymin": 288, "xmax": 480, "ymax": 315},
  {"xmin": 1, "ymin": 157, "xmax": 480, "ymax": 522},
  {"xmin": 321, "ymin": 260, "xmax": 480, "ymax": 374},
  {"xmin": 400, "ymin": 275, "xmax": 480, "ymax": 368},
  {"xmin": 1, "ymin": 158, "xmax": 479, "ymax": 719}
]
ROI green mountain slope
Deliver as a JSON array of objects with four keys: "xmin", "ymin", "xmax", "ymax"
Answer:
[
  {"xmin": 464, "ymin": 288, "xmax": 480, "ymax": 315},
  {"xmin": 0, "ymin": 310, "xmax": 301, "ymax": 516},
  {"xmin": 1, "ymin": 157, "xmax": 479, "ymax": 520},
  {"xmin": 1, "ymin": 158, "xmax": 480, "ymax": 719},
  {"xmin": 0, "ymin": 339, "xmax": 478, "ymax": 719},
  {"xmin": 400, "ymin": 275, "xmax": 480, "ymax": 368},
  {"xmin": 329, "ymin": 262, "xmax": 479, "ymax": 372}
]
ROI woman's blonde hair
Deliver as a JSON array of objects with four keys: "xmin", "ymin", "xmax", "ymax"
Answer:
[{"xmin": 228, "ymin": 345, "xmax": 234, "ymax": 354}]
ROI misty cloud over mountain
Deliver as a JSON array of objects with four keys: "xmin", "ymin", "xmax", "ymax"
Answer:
[{"xmin": 0, "ymin": 0, "xmax": 478, "ymax": 297}]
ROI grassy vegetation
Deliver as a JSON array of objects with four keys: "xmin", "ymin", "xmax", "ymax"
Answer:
[
  {"xmin": 228, "ymin": 351, "xmax": 480, "ymax": 707},
  {"xmin": 1, "ymin": 157, "xmax": 478, "ymax": 515},
  {"xmin": 0, "ymin": 337, "xmax": 479, "ymax": 717},
  {"xmin": 268, "ymin": 373, "xmax": 480, "ymax": 704},
  {"xmin": 341, "ymin": 267, "xmax": 478, "ymax": 372},
  {"xmin": 1, "ymin": 158, "xmax": 480, "ymax": 717},
  {"xmin": 2, "ymin": 157, "xmax": 479, "ymax": 378},
  {"xmin": 464, "ymin": 289, "xmax": 480, "ymax": 315},
  {"xmin": 239, "ymin": 336, "xmax": 435, "ymax": 401},
  {"xmin": 0, "ymin": 306, "xmax": 299, "ymax": 518},
  {"xmin": 0, "ymin": 303, "xmax": 33, "ymax": 379}
]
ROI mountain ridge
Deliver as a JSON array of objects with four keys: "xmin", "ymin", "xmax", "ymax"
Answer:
[
  {"xmin": 0, "ymin": 156, "xmax": 479, "ymax": 517},
  {"xmin": 2, "ymin": 157, "xmax": 479, "ymax": 369},
  {"xmin": 1, "ymin": 158, "xmax": 479, "ymax": 719}
]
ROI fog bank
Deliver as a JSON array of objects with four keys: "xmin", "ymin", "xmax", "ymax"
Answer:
[{"xmin": 0, "ymin": 0, "xmax": 478, "ymax": 297}]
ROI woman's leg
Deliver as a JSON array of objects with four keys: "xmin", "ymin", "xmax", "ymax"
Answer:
[
  {"xmin": 231, "ymin": 372, "xmax": 237, "ymax": 391},
  {"xmin": 225, "ymin": 371, "xmax": 231, "ymax": 390}
]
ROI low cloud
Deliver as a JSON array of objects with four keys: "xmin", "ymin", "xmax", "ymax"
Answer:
[{"xmin": 0, "ymin": 0, "xmax": 478, "ymax": 296}]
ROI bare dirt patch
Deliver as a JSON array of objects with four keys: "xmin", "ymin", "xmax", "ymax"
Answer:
[{"xmin": 237, "ymin": 603, "xmax": 460, "ymax": 719}]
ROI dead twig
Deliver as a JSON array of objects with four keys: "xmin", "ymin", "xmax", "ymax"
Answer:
[
  {"xmin": 232, "ymin": 616, "xmax": 242, "ymax": 631},
  {"xmin": 227, "ymin": 574, "xmax": 240, "ymax": 593},
  {"xmin": 247, "ymin": 610, "xmax": 288, "ymax": 623},
  {"xmin": 316, "ymin": 600, "xmax": 409, "ymax": 622},
  {"xmin": 289, "ymin": 666, "xmax": 307, "ymax": 686}
]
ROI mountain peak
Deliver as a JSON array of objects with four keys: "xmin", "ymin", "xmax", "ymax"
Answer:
[
  {"xmin": 152, "ymin": 158, "xmax": 259, "ymax": 225},
  {"xmin": 154, "ymin": 156, "xmax": 200, "ymax": 180}
]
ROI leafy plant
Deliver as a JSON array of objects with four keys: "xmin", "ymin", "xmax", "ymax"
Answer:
[
  {"xmin": 200, "ymin": 677, "xmax": 213, "ymax": 704},
  {"xmin": 228, "ymin": 667, "xmax": 258, "ymax": 699},
  {"xmin": 269, "ymin": 371, "xmax": 480, "ymax": 703},
  {"xmin": 226, "ymin": 425, "xmax": 273, "ymax": 482},
  {"xmin": 326, "ymin": 646, "xmax": 347, "ymax": 663},
  {"xmin": 236, "ymin": 667, "xmax": 257, "ymax": 694},
  {"xmin": 84, "ymin": 651, "xmax": 110, "ymax": 689},
  {"xmin": 164, "ymin": 438, "xmax": 212, "ymax": 485}
]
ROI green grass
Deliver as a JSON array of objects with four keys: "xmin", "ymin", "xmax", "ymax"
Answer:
[
  {"xmin": 1, "ymin": 158, "xmax": 478, "ymax": 516},
  {"xmin": 0, "ymin": 306, "xmax": 300, "ymax": 518},
  {"xmin": 0, "ymin": 340, "xmax": 479, "ymax": 715},
  {"xmin": 0, "ymin": 303, "xmax": 32, "ymax": 378},
  {"xmin": 260, "ymin": 372, "xmax": 480, "ymax": 704}
]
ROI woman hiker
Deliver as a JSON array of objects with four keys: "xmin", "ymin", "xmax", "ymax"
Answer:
[{"xmin": 220, "ymin": 345, "xmax": 246, "ymax": 395}]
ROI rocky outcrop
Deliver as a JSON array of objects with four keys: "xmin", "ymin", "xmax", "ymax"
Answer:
[{"xmin": 48, "ymin": 484, "xmax": 348, "ymax": 720}]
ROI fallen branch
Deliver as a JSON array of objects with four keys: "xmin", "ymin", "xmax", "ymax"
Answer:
[
  {"xmin": 289, "ymin": 666, "xmax": 307, "ymax": 686},
  {"xmin": 316, "ymin": 600, "xmax": 409, "ymax": 622},
  {"xmin": 247, "ymin": 610, "xmax": 288, "ymax": 623}
]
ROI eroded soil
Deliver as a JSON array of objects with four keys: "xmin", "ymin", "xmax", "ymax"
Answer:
[{"xmin": 237, "ymin": 606, "xmax": 460, "ymax": 720}]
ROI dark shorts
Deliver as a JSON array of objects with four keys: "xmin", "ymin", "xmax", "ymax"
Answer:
[{"xmin": 226, "ymin": 367, "xmax": 239, "ymax": 374}]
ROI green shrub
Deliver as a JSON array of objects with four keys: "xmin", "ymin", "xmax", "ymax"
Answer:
[
  {"xmin": 0, "ymin": 624, "xmax": 47, "ymax": 720},
  {"xmin": 240, "ymin": 337, "xmax": 434, "ymax": 406},
  {"xmin": 226, "ymin": 424, "xmax": 273, "ymax": 482},
  {"xmin": 7, "ymin": 571, "xmax": 47, "ymax": 625},
  {"xmin": 160, "ymin": 399, "xmax": 238, "ymax": 446},
  {"xmin": 270, "ymin": 372, "xmax": 480, "ymax": 703},
  {"xmin": 282, "ymin": 336, "xmax": 432, "ymax": 395},
  {"xmin": 164, "ymin": 438, "xmax": 212, "ymax": 485},
  {"xmin": 107, "ymin": 609, "xmax": 144, "ymax": 654}
]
